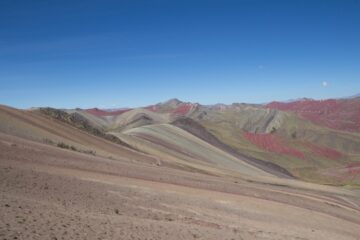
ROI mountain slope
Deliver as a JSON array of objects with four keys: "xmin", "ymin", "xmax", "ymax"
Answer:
[
  {"xmin": 24, "ymin": 97, "xmax": 360, "ymax": 186},
  {"xmin": 2, "ymin": 130, "xmax": 360, "ymax": 240},
  {"xmin": 267, "ymin": 97, "xmax": 360, "ymax": 132},
  {"xmin": 117, "ymin": 123, "xmax": 275, "ymax": 179},
  {"xmin": 1, "ymin": 101, "xmax": 360, "ymax": 239},
  {"xmin": 194, "ymin": 106, "xmax": 360, "ymax": 185},
  {"xmin": 0, "ymin": 105, "xmax": 157, "ymax": 165},
  {"xmin": 172, "ymin": 117, "xmax": 294, "ymax": 178}
]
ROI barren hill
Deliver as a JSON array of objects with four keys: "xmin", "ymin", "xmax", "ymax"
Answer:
[{"xmin": 1, "ymin": 99, "xmax": 360, "ymax": 240}]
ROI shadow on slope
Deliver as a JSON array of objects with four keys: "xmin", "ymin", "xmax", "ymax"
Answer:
[{"xmin": 172, "ymin": 117, "xmax": 295, "ymax": 179}]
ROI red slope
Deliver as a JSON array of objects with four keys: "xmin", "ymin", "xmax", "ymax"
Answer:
[
  {"xmin": 85, "ymin": 108, "xmax": 131, "ymax": 117},
  {"xmin": 173, "ymin": 104, "xmax": 193, "ymax": 115},
  {"xmin": 346, "ymin": 162, "xmax": 360, "ymax": 175},
  {"xmin": 244, "ymin": 132, "xmax": 305, "ymax": 159},
  {"xmin": 304, "ymin": 142, "xmax": 343, "ymax": 160},
  {"xmin": 266, "ymin": 98, "xmax": 360, "ymax": 132}
]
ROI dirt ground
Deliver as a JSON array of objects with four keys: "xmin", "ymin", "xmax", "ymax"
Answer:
[{"xmin": 1, "ymin": 133, "xmax": 360, "ymax": 240}]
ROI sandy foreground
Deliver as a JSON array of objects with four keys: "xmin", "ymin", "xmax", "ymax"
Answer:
[{"xmin": 1, "ymin": 133, "xmax": 360, "ymax": 240}]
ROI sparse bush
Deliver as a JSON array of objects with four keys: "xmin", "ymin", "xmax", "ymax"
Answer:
[
  {"xmin": 291, "ymin": 131, "xmax": 297, "ymax": 139},
  {"xmin": 82, "ymin": 150, "xmax": 96, "ymax": 155},
  {"xmin": 57, "ymin": 142, "xmax": 70, "ymax": 149},
  {"xmin": 56, "ymin": 141, "xmax": 96, "ymax": 155}
]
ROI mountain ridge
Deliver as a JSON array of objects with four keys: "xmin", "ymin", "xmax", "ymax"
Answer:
[
  {"xmin": 1, "ymin": 93, "xmax": 360, "ymax": 186},
  {"xmin": 16, "ymin": 94, "xmax": 358, "ymax": 186}
]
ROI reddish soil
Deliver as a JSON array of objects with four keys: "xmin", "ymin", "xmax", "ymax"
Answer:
[
  {"xmin": 173, "ymin": 104, "xmax": 193, "ymax": 115},
  {"xmin": 244, "ymin": 132, "xmax": 305, "ymax": 159},
  {"xmin": 266, "ymin": 98, "xmax": 360, "ymax": 132},
  {"xmin": 86, "ymin": 108, "xmax": 131, "ymax": 117},
  {"xmin": 346, "ymin": 163, "xmax": 360, "ymax": 175},
  {"xmin": 304, "ymin": 142, "xmax": 343, "ymax": 160}
]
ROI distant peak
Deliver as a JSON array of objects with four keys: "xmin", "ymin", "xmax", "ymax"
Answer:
[
  {"xmin": 345, "ymin": 93, "xmax": 360, "ymax": 99},
  {"xmin": 162, "ymin": 98, "xmax": 183, "ymax": 105},
  {"xmin": 159, "ymin": 98, "xmax": 183, "ymax": 107}
]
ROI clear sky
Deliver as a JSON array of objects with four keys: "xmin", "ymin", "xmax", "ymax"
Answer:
[{"xmin": 0, "ymin": 0, "xmax": 359, "ymax": 108}]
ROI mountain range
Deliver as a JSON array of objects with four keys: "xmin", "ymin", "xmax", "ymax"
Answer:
[
  {"xmin": 1, "ymin": 96, "xmax": 359, "ymax": 185},
  {"xmin": 1, "ymin": 95, "xmax": 360, "ymax": 239}
]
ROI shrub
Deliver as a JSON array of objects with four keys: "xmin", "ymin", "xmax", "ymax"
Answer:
[
  {"xmin": 56, "ymin": 142, "xmax": 96, "ymax": 156},
  {"xmin": 82, "ymin": 150, "xmax": 96, "ymax": 155},
  {"xmin": 57, "ymin": 142, "xmax": 70, "ymax": 149}
]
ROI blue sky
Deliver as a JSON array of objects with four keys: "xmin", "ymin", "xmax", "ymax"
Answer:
[{"xmin": 0, "ymin": 0, "xmax": 359, "ymax": 108}]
